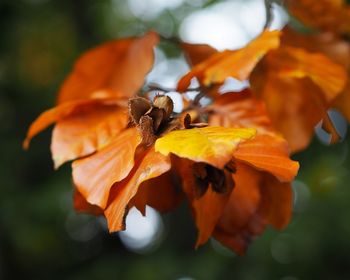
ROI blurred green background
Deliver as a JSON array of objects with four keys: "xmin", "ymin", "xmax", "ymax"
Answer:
[{"xmin": 1, "ymin": 0, "xmax": 350, "ymax": 279}]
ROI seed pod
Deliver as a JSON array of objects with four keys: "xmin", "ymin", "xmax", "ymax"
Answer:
[
  {"xmin": 153, "ymin": 95, "xmax": 174, "ymax": 120},
  {"xmin": 128, "ymin": 97, "xmax": 152, "ymax": 124}
]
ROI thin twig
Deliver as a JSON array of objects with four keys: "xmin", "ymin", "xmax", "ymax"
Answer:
[
  {"xmin": 146, "ymin": 82, "xmax": 201, "ymax": 93},
  {"xmin": 159, "ymin": 34, "xmax": 181, "ymax": 45},
  {"xmin": 264, "ymin": 0, "xmax": 274, "ymax": 30},
  {"xmin": 192, "ymin": 91, "xmax": 207, "ymax": 105}
]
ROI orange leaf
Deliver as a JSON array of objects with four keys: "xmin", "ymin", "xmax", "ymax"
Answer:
[
  {"xmin": 177, "ymin": 30, "xmax": 280, "ymax": 91},
  {"xmin": 155, "ymin": 126, "xmax": 256, "ymax": 169},
  {"xmin": 281, "ymin": 27, "xmax": 350, "ymax": 69},
  {"xmin": 286, "ymin": 0, "xmax": 350, "ymax": 35},
  {"xmin": 173, "ymin": 158, "xmax": 233, "ymax": 247},
  {"xmin": 213, "ymin": 163, "xmax": 292, "ymax": 255},
  {"xmin": 72, "ymin": 128, "xmax": 141, "ymax": 209},
  {"xmin": 234, "ymin": 134, "xmax": 299, "ymax": 182},
  {"xmin": 265, "ymin": 46, "xmax": 347, "ymax": 102},
  {"xmin": 207, "ymin": 90, "xmax": 274, "ymax": 133},
  {"xmin": 131, "ymin": 170, "xmax": 184, "ymax": 215},
  {"xmin": 57, "ymin": 31, "xmax": 159, "ymax": 104},
  {"xmin": 73, "ymin": 189, "xmax": 103, "ymax": 216},
  {"xmin": 206, "ymin": 91, "xmax": 299, "ymax": 181},
  {"xmin": 250, "ymin": 40, "xmax": 347, "ymax": 152},
  {"xmin": 181, "ymin": 42, "xmax": 217, "ymax": 66},
  {"xmin": 51, "ymin": 103, "xmax": 128, "ymax": 168},
  {"xmin": 213, "ymin": 163, "xmax": 263, "ymax": 255},
  {"xmin": 104, "ymin": 147, "xmax": 171, "ymax": 232},
  {"xmin": 193, "ymin": 187, "xmax": 232, "ymax": 247},
  {"xmin": 23, "ymin": 98, "xmax": 125, "ymax": 149},
  {"xmin": 281, "ymin": 28, "xmax": 350, "ymax": 124}
]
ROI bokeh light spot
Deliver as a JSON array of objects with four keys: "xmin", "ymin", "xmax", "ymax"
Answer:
[
  {"xmin": 179, "ymin": 0, "xmax": 288, "ymax": 50},
  {"xmin": 271, "ymin": 234, "xmax": 294, "ymax": 264},
  {"xmin": 128, "ymin": 0, "xmax": 185, "ymax": 20},
  {"xmin": 292, "ymin": 180, "xmax": 311, "ymax": 213},
  {"xmin": 119, "ymin": 206, "xmax": 164, "ymax": 253}
]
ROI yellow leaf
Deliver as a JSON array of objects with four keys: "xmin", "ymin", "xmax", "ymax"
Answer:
[{"xmin": 155, "ymin": 126, "xmax": 256, "ymax": 169}]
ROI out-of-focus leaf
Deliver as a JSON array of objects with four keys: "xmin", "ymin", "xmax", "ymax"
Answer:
[
  {"xmin": 286, "ymin": 0, "xmax": 350, "ymax": 35},
  {"xmin": 263, "ymin": 46, "xmax": 347, "ymax": 102},
  {"xmin": 57, "ymin": 31, "xmax": 159, "ymax": 104},
  {"xmin": 333, "ymin": 82, "xmax": 350, "ymax": 122},
  {"xmin": 250, "ymin": 40, "xmax": 348, "ymax": 152},
  {"xmin": 207, "ymin": 90, "xmax": 274, "ymax": 133},
  {"xmin": 281, "ymin": 27, "xmax": 350, "ymax": 69},
  {"xmin": 180, "ymin": 42, "xmax": 217, "ymax": 66},
  {"xmin": 177, "ymin": 30, "xmax": 280, "ymax": 91},
  {"xmin": 281, "ymin": 27, "xmax": 350, "ymax": 124}
]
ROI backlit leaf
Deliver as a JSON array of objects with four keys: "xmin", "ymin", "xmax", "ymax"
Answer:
[
  {"xmin": 250, "ymin": 40, "xmax": 347, "ymax": 152},
  {"xmin": 264, "ymin": 46, "xmax": 347, "ymax": 102},
  {"xmin": 177, "ymin": 30, "xmax": 280, "ymax": 91},
  {"xmin": 181, "ymin": 42, "xmax": 217, "ymax": 66},
  {"xmin": 57, "ymin": 31, "xmax": 159, "ymax": 104},
  {"xmin": 281, "ymin": 27, "xmax": 350, "ymax": 69},
  {"xmin": 281, "ymin": 27, "xmax": 350, "ymax": 124}
]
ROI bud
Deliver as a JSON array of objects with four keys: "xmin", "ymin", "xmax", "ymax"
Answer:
[{"xmin": 153, "ymin": 95, "xmax": 174, "ymax": 120}]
